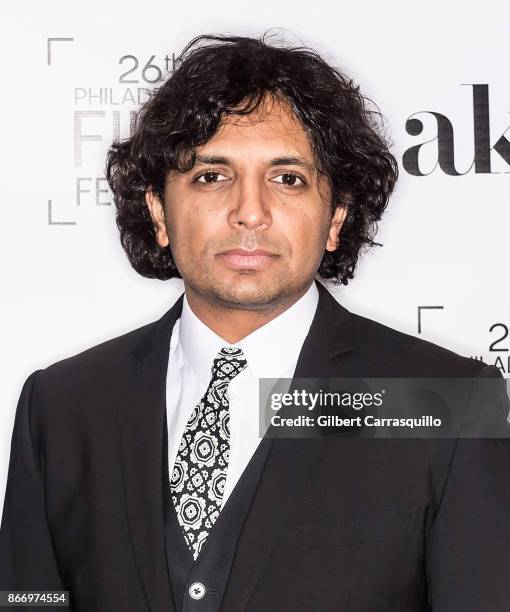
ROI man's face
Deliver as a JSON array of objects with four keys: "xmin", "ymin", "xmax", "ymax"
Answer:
[{"xmin": 146, "ymin": 96, "xmax": 346, "ymax": 309}]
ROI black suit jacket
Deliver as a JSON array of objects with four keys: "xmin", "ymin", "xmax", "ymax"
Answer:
[{"xmin": 1, "ymin": 280, "xmax": 509, "ymax": 611}]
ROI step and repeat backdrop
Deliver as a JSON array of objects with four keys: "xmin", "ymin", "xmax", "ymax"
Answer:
[{"xmin": 1, "ymin": 1, "xmax": 509, "ymax": 502}]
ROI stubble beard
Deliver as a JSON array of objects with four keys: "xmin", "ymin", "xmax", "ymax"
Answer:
[{"xmin": 183, "ymin": 264, "xmax": 314, "ymax": 312}]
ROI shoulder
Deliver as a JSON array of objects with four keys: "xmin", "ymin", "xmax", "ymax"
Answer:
[
  {"xmin": 347, "ymin": 309, "xmax": 486, "ymax": 378},
  {"xmin": 31, "ymin": 289, "xmax": 184, "ymax": 393},
  {"xmin": 28, "ymin": 315, "xmax": 166, "ymax": 409},
  {"xmin": 45, "ymin": 319, "xmax": 153, "ymax": 372}
]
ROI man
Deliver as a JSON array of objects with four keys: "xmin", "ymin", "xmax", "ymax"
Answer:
[{"xmin": 1, "ymin": 33, "xmax": 509, "ymax": 612}]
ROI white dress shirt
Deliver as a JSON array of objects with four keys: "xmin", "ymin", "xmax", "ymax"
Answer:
[{"xmin": 166, "ymin": 281, "xmax": 319, "ymax": 509}]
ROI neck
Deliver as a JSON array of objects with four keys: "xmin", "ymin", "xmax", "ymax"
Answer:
[{"xmin": 184, "ymin": 282, "xmax": 313, "ymax": 344}]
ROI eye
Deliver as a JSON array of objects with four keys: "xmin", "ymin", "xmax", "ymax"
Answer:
[
  {"xmin": 194, "ymin": 171, "xmax": 229, "ymax": 184},
  {"xmin": 271, "ymin": 173, "xmax": 307, "ymax": 188}
]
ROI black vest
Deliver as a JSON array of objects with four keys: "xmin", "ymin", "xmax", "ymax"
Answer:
[{"xmin": 162, "ymin": 408, "xmax": 273, "ymax": 612}]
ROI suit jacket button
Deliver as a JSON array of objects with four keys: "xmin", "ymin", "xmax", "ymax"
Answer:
[{"xmin": 189, "ymin": 582, "xmax": 206, "ymax": 600}]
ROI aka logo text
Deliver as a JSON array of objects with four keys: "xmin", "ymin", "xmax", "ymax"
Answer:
[{"xmin": 403, "ymin": 84, "xmax": 510, "ymax": 176}]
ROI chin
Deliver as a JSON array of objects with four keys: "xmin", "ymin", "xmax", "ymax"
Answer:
[{"xmin": 210, "ymin": 277, "xmax": 290, "ymax": 308}]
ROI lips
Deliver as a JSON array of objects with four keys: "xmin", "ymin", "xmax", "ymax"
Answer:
[
  {"xmin": 217, "ymin": 249, "xmax": 278, "ymax": 270},
  {"xmin": 220, "ymin": 249, "xmax": 275, "ymax": 257}
]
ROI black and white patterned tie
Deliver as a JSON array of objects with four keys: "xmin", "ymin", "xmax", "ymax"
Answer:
[{"xmin": 170, "ymin": 346, "xmax": 248, "ymax": 560}]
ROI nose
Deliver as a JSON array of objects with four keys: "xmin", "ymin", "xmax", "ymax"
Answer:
[{"xmin": 228, "ymin": 175, "xmax": 272, "ymax": 231}]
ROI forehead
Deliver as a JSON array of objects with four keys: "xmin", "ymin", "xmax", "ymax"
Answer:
[{"xmin": 199, "ymin": 96, "xmax": 312, "ymax": 157}]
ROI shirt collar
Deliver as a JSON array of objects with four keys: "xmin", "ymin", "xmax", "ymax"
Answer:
[{"xmin": 178, "ymin": 281, "xmax": 319, "ymax": 386}]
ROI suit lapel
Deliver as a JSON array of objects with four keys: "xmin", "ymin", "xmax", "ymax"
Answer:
[
  {"xmin": 117, "ymin": 294, "xmax": 184, "ymax": 612},
  {"xmin": 221, "ymin": 280, "xmax": 357, "ymax": 611}
]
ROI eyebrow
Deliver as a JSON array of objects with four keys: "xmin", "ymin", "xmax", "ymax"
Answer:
[{"xmin": 194, "ymin": 154, "xmax": 315, "ymax": 172}]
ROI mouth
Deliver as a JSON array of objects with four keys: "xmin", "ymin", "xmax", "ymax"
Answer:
[{"xmin": 216, "ymin": 249, "xmax": 279, "ymax": 270}]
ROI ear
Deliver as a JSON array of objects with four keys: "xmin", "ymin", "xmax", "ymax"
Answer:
[
  {"xmin": 325, "ymin": 205, "xmax": 348, "ymax": 252},
  {"xmin": 145, "ymin": 189, "xmax": 169, "ymax": 248}
]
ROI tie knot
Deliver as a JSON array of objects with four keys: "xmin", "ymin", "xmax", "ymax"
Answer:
[{"xmin": 211, "ymin": 346, "xmax": 247, "ymax": 382}]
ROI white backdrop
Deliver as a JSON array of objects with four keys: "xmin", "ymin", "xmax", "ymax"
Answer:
[{"xmin": 1, "ymin": 0, "xmax": 509, "ymax": 506}]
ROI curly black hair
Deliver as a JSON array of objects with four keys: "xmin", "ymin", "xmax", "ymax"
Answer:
[{"xmin": 106, "ymin": 31, "xmax": 398, "ymax": 285}]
